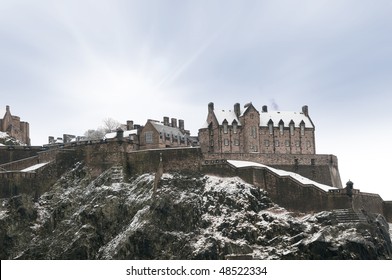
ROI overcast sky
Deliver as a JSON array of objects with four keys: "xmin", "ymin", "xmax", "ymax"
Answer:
[{"xmin": 1, "ymin": 0, "xmax": 392, "ymax": 199}]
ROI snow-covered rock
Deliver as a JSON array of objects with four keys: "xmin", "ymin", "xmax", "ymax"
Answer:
[{"xmin": 0, "ymin": 163, "xmax": 391, "ymax": 259}]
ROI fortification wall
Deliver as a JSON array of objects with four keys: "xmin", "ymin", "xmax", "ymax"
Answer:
[
  {"xmin": 0, "ymin": 146, "xmax": 43, "ymax": 165},
  {"xmin": 204, "ymin": 152, "xmax": 342, "ymax": 188},
  {"xmin": 126, "ymin": 147, "xmax": 202, "ymax": 176}
]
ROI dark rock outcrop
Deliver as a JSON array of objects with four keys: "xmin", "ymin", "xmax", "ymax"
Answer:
[{"xmin": 0, "ymin": 162, "xmax": 391, "ymax": 259}]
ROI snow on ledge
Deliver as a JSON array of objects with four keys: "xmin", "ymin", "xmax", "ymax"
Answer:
[
  {"xmin": 21, "ymin": 162, "xmax": 50, "ymax": 172},
  {"xmin": 227, "ymin": 160, "xmax": 336, "ymax": 192}
]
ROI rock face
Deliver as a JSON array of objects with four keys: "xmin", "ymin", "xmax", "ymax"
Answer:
[{"xmin": 0, "ymin": 162, "xmax": 391, "ymax": 260}]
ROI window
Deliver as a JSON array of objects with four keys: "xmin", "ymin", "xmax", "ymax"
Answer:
[
  {"xmin": 268, "ymin": 120, "xmax": 274, "ymax": 135},
  {"xmin": 251, "ymin": 126, "xmax": 257, "ymax": 138},
  {"xmin": 306, "ymin": 141, "xmax": 312, "ymax": 148},
  {"xmin": 300, "ymin": 121, "xmax": 305, "ymax": 136},
  {"xmin": 295, "ymin": 141, "xmax": 300, "ymax": 147},
  {"xmin": 264, "ymin": 140, "xmax": 270, "ymax": 147},
  {"xmin": 210, "ymin": 139, "xmax": 214, "ymax": 147},
  {"xmin": 285, "ymin": 140, "xmax": 290, "ymax": 147},
  {"xmin": 233, "ymin": 122, "xmax": 238, "ymax": 134},
  {"xmin": 279, "ymin": 120, "xmax": 284, "ymax": 135},
  {"xmin": 223, "ymin": 121, "xmax": 228, "ymax": 134},
  {"xmin": 234, "ymin": 139, "xmax": 239, "ymax": 146},
  {"xmin": 224, "ymin": 139, "xmax": 229, "ymax": 146},
  {"xmin": 275, "ymin": 140, "xmax": 279, "ymax": 147},
  {"xmin": 145, "ymin": 131, "xmax": 153, "ymax": 144},
  {"xmin": 289, "ymin": 121, "xmax": 295, "ymax": 136}
]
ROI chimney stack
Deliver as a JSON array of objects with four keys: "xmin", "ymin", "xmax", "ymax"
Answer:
[
  {"xmin": 208, "ymin": 102, "xmax": 214, "ymax": 113},
  {"xmin": 48, "ymin": 136, "xmax": 54, "ymax": 144},
  {"xmin": 179, "ymin": 119, "xmax": 184, "ymax": 131},
  {"xmin": 6, "ymin": 105, "xmax": 10, "ymax": 112},
  {"xmin": 262, "ymin": 105, "xmax": 268, "ymax": 113},
  {"xmin": 234, "ymin": 103, "xmax": 241, "ymax": 118},
  {"xmin": 302, "ymin": 105, "xmax": 309, "ymax": 117},
  {"xmin": 127, "ymin": 120, "xmax": 134, "ymax": 130},
  {"xmin": 163, "ymin": 117, "xmax": 169, "ymax": 126},
  {"xmin": 171, "ymin": 118, "xmax": 177, "ymax": 128}
]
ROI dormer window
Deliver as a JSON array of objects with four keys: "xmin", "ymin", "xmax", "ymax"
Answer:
[
  {"xmin": 268, "ymin": 120, "xmax": 274, "ymax": 135},
  {"xmin": 223, "ymin": 121, "xmax": 228, "ymax": 134},
  {"xmin": 300, "ymin": 121, "xmax": 305, "ymax": 136},
  {"xmin": 233, "ymin": 121, "xmax": 238, "ymax": 134},
  {"xmin": 279, "ymin": 120, "xmax": 284, "ymax": 135},
  {"xmin": 289, "ymin": 120, "xmax": 295, "ymax": 136}
]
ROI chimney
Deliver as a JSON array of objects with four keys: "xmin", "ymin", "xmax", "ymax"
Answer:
[
  {"xmin": 179, "ymin": 119, "xmax": 184, "ymax": 131},
  {"xmin": 302, "ymin": 105, "xmax": 309, "ymax": 117},
  {"xmin": 48, "ymin": 136, "xmax": 54, "ymax": 144},
  {"xmin": 6, "ymin": 105, "xmax": 10, "ymax": 113},
  {"xmin": 208, "ymin": 102, "xmax": 214, "ymax": 113},
  {"xmin": 171, "ymin": 118, "xmax": 177, "ymax": 128},
  {"xmin": 116, "ymin": 127, "xmax": 124, "ymax": 141},
  {"xmin": 262, "ymin": 105, "xmax": 268, "ymax": 113},
  {"xmin": 127, "ymin": 120, "xmax": 134, "ymax": 130},
  {"xmin": 163, "ymin": 117, "xmax": 169, "ymax": 126},
  {"xmin": 234, "ymin": 103, "xmax": 240, "ymax": 118}
]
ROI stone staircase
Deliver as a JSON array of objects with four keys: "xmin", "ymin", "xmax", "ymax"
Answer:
[
  {"xmin": 332, "ymin": 209, "xmax": 368, "ymax": 223},
  {"xmin": 111, "ymin": 166, "xmax": 124, "ymax": 183}
]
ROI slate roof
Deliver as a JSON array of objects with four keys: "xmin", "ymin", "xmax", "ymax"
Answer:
[{"xmin": 214, "ymin": 110, "xmax": 241, "ymax": 125}]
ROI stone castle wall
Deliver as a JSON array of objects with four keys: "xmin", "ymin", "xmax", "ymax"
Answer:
[
  {"xmin": 204, "ymin": 152, "xmax": 342, "ymax": 188},
  {"xmin": 1, "ymin": 144, "xmax": 391, "ymax": 222}
]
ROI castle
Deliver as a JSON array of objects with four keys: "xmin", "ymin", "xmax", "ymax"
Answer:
[
  {"xmin": 199, "ymin": 102, "xmax": 315, "ymax": 155},
  {"xmin": 1, "ymin": 102, "xmax": 392, "ymax": 222},
  {"xmin": 0, "ymin": 105, "xmax": 30, "ymax": 145}
]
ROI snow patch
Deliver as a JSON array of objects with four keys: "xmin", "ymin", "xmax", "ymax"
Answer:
[
  {"xmin": 228, "ymin": 160, "xmax": 335, "ymax": 192},
  {"xmin": 21, "ymin": 162, "xmax": 50, "ymax": 172}
]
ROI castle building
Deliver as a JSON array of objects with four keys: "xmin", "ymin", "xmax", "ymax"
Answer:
[
  {"xmin": 140, "ymin": 117, "xmax": 190, "ymax": 149},
  {"xmin": 0, "ymin": 105, "xmax": 31, "ymax": 145},
  {"xmin": 199, "ymin": 102, "xmax": 315, "ymax": 155}
]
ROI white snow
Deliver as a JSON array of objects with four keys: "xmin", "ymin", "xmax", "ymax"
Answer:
[
  {"xmin": 228, "ymin": 160, "xmax": 336, "ymax": 192},
  {"xmin": 21, "ymin": 162, "xmax": 50, "ymax": 172},
  {"xmin": 260, "ymin": 111, "xmax": 314, "ymax": 128},
  {"xmin": 0, "ymin": 131, "xmax": 9, "ymax": 138}
]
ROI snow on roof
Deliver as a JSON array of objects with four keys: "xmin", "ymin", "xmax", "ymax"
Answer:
[
  {"xmin": 150, "ymin": 121, "xmax": 186, "ymax": 136},
  {"xmin": 21, "ymin": 162, "xmax": 50, "ymax": 172},
  {"xmin": 260, "ymin": 111, "xmax": 313, "ymax": 128},
  {"xmin": 214, "ymin": 109, "xmax": 241, "ymax": 125},
  {"xmin": 103, "ymin": 129, "xmax": 138, "ymax": 140},
  {"xmin": 228, "ymin": 160, "xmax": 335, "ymax": 192}
]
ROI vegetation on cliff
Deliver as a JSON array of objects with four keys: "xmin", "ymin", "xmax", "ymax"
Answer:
[{"xmin": 0, "ymin": 162, "xmax": 391, "ymax": 259}]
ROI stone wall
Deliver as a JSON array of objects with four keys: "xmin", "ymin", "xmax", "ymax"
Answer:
[
  {"xmin": 0, "ymin": 146, "xmax": 43, "ymax": 165},
  {"xmin": 204, "ymin": 152, "xmax": 342, "ymax": 188},
  {"xmin": 126, "ymin": 147, "xmax": 202, "ymax": 176}
]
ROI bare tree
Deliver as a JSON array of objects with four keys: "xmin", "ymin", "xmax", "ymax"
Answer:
[{"xmin": 102, "ymin": 118, "xmax": 121, "ymax": 133}]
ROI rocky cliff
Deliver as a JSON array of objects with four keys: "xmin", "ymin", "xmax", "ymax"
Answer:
[{"xmin": 1, "ymin": 162, "xmax": 391, "ymax": 259}]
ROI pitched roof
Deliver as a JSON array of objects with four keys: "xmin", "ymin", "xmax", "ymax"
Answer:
[
  {"xmin": 260, "ymin": 111, "xmax": 314, "ymax": 128},
  {"xmin": 213, "ymin": 110, "xmax": 241, "ymax": 125},
  {"xmin": 150, "ymin": 121, "xmax": 186, "ymax": 136}
]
